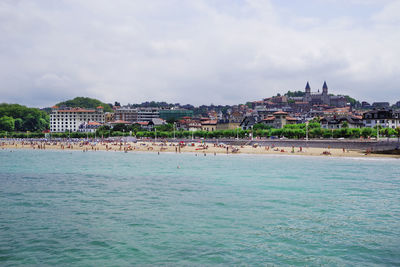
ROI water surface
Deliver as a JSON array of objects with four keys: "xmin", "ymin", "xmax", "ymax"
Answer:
[{"xmin": 1, "ymin": 150, "xmax": 399, "ymax": 266}]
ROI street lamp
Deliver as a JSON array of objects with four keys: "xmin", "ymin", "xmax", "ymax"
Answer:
[
  {"xmin": 306, "ymin": 121, "xmax": 309, "ymax": 141},
  {"xmin": 377, "ymin": 121, "xmax": 380, "ymax": 141}
]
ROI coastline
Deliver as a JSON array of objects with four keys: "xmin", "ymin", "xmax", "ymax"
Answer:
[{"xmin": 2, "ymin": 140, "xmax": 399, "ymax": 159}]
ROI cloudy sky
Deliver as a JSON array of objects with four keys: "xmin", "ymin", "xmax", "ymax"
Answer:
[{"xmin": 1, "ymin": 0, "xmax": 399, "ymax": 107}]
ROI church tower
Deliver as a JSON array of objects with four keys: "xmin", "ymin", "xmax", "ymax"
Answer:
[
  {"xmin": 322, "ymin": 81, "xmax": 329, "ymax": 105},
  {"xmin": 304, "ymin": 81, "xmax": 311, "ymax": 102},
  {"xmin": 322, "ymin": 81, "xmax": 328, "ymax": 94}
]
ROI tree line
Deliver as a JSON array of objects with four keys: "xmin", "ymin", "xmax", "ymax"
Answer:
[{"xmin": 3, "ymin": 122, "xmax": 399, "ymax": 140}]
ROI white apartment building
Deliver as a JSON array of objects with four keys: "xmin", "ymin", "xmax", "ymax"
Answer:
[{"xmin": 50, "ymin": 106, "xmax": 105, "ymax": 132}]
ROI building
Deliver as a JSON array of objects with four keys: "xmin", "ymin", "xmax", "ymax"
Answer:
[
  {"xmin": 134, "ymin": 118, "xmax": 166, "ymax": 131},
  {"xmin": 108, "ymin": 120, "xmax": 132, "ymax": 128},
  {"xmin": 201, "ymin": 120, "xmax": 217, "ymax": 132},
  {"xmin": 240, "ymin": 116, "xmax": 258, "ymax": 130},
  {"xmin": 78, "ymin": 121, "xmax": 103, "ymax": 133},
  {"xmin": 261, "ymin": 111, "xmax": 298, "ymax": 128},
  {"xmin": 104, "ymin": 112, "xmax": 115, "ymax": 123},
  {"xmin": 322, "ymin": 107, "xmax": 352, "ymax": 117},
  {"xmin": 216, "ymin": 118, "xmax": 241, "ymax": 131},
  {"xmin": 176, "ymin": 117, "xmax": 202, "ymax": 131},
  {"xmin": 301, "ymin": 81, "xmax": 347, "ymax": 107},
  {"xmin": 372, "ymin": 102, "xmax": 390, "ymax": 109},
  {"xmin": 114, "ymin": 107, "xmax": 161, "ymax": 122},
  {"xmin": 115, "ymin": 107, "xmax": 138, "ymax": 122},
  {"xmin": 363, "ymin": 109, "xmax": 400, "ymax": 129},
  {"xmin": 50, "ymin": 106, "xmax": 105, "ymax": 132},
  {"xmin": 361, "ymin": 101, "xmax": 372, "ymax": 109},
  {"xmin": 137, "ymin": 107, "xmax": 160, "ymax": 122},
  {"xmin": 320, "ymin": 116, "xmax": 363, "ymax": 129},
  {"xmin": 159, "ymin": 109, "xmax": 193, "ymax": 122}
]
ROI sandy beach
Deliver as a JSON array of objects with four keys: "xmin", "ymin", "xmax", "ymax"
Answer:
[{"xmin": 1, "ymin": 140, "xmax": 399, "ymax": 159}]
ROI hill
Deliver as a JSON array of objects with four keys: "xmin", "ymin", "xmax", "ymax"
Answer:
[{"xmin": 56, "ymin": 97, "xmax": 113, "ymax": 112}]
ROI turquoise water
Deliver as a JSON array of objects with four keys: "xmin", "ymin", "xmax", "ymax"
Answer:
[{"xmin": 1, "ymin": 149, "xmax": 399, "ymax": 266}]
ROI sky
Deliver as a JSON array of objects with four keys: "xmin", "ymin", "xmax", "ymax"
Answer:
[{"xmin": 1, "ymin": 0, "xmax": 399, "ymax": 108}]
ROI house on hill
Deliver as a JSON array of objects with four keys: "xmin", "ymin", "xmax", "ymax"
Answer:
[{"xmin": 261, "ymin": 111, "xmax": 298, "ymax": 128}]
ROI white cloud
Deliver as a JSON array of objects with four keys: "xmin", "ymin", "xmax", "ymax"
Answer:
[{"xmin": 0, "ymin": 0, "xmax": 399, "ymax": 107}]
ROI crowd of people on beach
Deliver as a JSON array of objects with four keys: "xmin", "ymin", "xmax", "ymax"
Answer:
[{"xmin": 1, "ymin": 137, "xmax": 385, "ymax": 158}]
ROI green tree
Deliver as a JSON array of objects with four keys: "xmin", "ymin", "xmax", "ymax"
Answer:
[
  {"xmin": 361, "ymin": 127, "xmax": 373, "ymax": 138},
  {"xmin": 395, "ymin": 127, "xmax": 400, "ymax": 142},
  {"xmin": 14, "ymin": 118, "xmax": 23, "ymax": 131},
  {"xmin": 155, "ymin": 123, "xmax": 173, "ymax": 132},
  {"xmin": 253, "ymin": 123, "xmax": 273, "ymax": 130},
  {"xmin": 0, "ymin": 103, "xmax": 49, "ymax": 131},
  {"xmin": 284, "ymin": 90, "xmax": 305, "ymax": 97},
  {"xmin": 0, "ymin": 116, "xmax": 15, "ymax": 131},
  {"xmin": 113, "ymin": 123, "xmax": 128, "ymax": 132}
]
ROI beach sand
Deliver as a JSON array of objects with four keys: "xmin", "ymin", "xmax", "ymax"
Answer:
[{"xmin": 1, "ymin": 140, "xmax": 399, "ymax": 159}]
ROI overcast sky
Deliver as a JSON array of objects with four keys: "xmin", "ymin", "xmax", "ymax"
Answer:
[{"xmin": 1, "ymin": 0, "xmax": 399, "ymax": 107}]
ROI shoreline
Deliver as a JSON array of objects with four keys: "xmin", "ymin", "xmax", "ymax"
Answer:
[{"xmin": 2, "ymin": 140, "xmax": 399, "ymax": 159}]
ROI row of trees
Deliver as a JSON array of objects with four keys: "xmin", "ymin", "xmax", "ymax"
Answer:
[
  {"xmin": 2, "ymin": 126, "xmax": 399, "ymax": 139},
  {"xmin": 0, "ymin": 104, "xmax": 49, "ymax": 132},
  {"xmin": 2, "ymin": 119, "xmax": 400, "ymax": 140}
]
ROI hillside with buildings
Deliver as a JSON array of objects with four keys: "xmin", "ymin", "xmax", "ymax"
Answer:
[{"xmin": 1, "ymin": 81, "xmax": 400, "ymax": 137}]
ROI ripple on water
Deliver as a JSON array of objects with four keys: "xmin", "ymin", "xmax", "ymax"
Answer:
[{"xmin": 0, "ymin": 150, "xmax": 399, "ymax": 266}]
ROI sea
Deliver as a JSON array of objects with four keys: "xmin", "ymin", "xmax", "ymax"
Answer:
[{"xmin": 0, "ymin": 149, "xmax": 399, "ymax": 266}]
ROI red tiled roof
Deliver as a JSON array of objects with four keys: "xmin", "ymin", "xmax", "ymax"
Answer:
[
  {"xmin": 201, "ymin": 120, "xmax": 217, "ymax": 125},
  {"xmin": 286, "ymin": 116, "xmax": 298, "ymax": 121},
  {"xmin": 110, "ymin": 120, "xmax": 131, "ymax": 124},
  {"xmin": 97, "ymin": 106, "xmax": 104, "ymax": 109},
  {"xmin": 273, "ymin": 111, "xmax": 288, "ymax": 115},
  {"xmin": 263, "ymin": 116, "xmax": 275, "ymax": 121},
  {"xmin": 88, "ymin": 121, "xmax": 102, "ymax": 126},
  {"xmin": 58, "ymin": 109, "xmax": 96, "ymax": 112},
  {"xmin": 136, "ymin": 121, "xmax": 149, "ymax": 125}
]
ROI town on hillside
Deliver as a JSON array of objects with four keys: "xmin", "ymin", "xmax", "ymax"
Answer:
[
  {"xmin": 47, "ymin": 82, "xmax": 400, "ymax": 135},
  {"xmin": 1, "ymin": 82, "xmax": 400, "ymax": 138}
]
